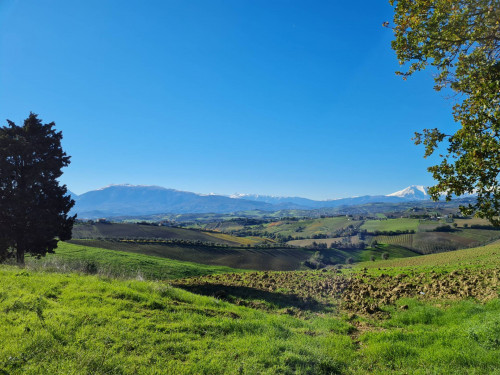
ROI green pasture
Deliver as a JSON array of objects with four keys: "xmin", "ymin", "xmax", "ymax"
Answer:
[
  {"xmin": 0, "ymin": 267, "xmax": 356, "ymax": 375},
  {"xmin": 26, "ymin": 242, "xmax": 243, "ymax": 280},
  {"xmin": 361, "ymin": 218, "xmax": 420, "ymax": 232}
]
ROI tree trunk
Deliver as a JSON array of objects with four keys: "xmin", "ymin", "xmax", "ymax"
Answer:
[{"xmin": 16, "ymin": 247, "xmax": 25, "ymax": 266}]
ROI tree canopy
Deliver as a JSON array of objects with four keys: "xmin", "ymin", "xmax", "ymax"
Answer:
[
  {"xmin": 0, "ymin": 113, "xmax": 75, "ymax": 264},
  {"xmin": 389, "ymin": 0, "xmax": 500, "ymax": 224}
]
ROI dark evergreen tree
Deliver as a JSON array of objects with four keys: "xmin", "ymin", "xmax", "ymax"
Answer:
[{"xmin": 0, "ymin": 113, "xmax": 75, "ymax": 265}]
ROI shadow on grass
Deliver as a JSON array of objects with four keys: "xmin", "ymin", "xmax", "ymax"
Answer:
[{"xmin": 173, "ymin": 283, "xmax": 332, "ymax": 313}]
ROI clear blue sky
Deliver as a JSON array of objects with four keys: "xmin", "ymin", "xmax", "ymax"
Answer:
[{"xmin": 0, "ymin": 0, "xmax": 457, "ymax": 199}]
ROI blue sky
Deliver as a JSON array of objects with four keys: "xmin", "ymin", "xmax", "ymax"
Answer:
[{"xmin": 0, "ymin": 0, "xmax": 457, "ymax": 199}]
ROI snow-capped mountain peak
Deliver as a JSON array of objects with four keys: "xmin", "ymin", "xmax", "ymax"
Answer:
[{"xmin": 386, "ymin": 185, "xmax": 428, "ymax": 199}]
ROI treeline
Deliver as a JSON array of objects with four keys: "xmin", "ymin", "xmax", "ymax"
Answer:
[
  {"xmin": 468, "ymin": 224, "xmax": 500, "ymax": 230},
  {"xmin": 433, "ymin": 225, "xmax": 457, "ymax": 232},
  {"xmin": 365, "ymin": 230, "xmax": 415, "ymax": 236}
]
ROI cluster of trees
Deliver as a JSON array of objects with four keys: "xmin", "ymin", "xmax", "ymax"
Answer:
[
  {"xmin": 433, "ymin": 225, "xmax": 457, "ymax": 232},
  {"xmin": 469, "ymin": 224, "xmax": 500, "ymax": 230},
  {"xmin": 304, "ymin": 251, "xmax": 328, "ymax": 269}
]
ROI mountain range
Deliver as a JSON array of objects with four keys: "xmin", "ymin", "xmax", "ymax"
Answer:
[{"xmin": 68, "ymin": 184, "xmax": 435, "ymax": 219}]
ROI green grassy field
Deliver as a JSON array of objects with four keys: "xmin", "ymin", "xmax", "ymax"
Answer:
[
  {"xmin": 357, "ymin": 240, "xmax": 500, "ymax": 270},
  {"xmin": 361, "ymin": 218, "xmax": 421, "ymax": 232},
  {"xmin": 2, "ymin": 239, "xmax": 499, "ymax": 374},
  {"xmin": 27, "ymin": 242, "xmax": 243, "ymax": 280},
  {"xmin": 171, "ymin": 243, "xmax": 500, "ymax": 373},
  {"xmin": 0, "ymin": 267, "xmax": 357, "ymax": 374}
]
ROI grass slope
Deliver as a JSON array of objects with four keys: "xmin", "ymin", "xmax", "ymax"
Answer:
[
  {"xmin": 358, "ymin": 240, "xmax": 500, "ymax": 270},
  {"xmin": 67, "ymin": 239, "xmax": 318, "ymax": 271},
  {"xmin": 0, "ymin": 267, "xmax": 355, "ymax": 375},
  {"xmin": 2, "ymin": 241, "xmax": 499, "ymax": 374},
  {"xmin": 27, "ymin": 242, "xmax": 242, "ymax": 280},
  {"xmin": 1, "ymin": 264, "xmax": 499, "ymax": 374}
]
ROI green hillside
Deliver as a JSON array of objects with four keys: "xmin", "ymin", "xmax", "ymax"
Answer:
[
  {"xmin": 67, "ymin": 239, "xmax": 322, "ymax": 271},
  {"xmin": 0, "ymin": 267, "xmax": 356, "ymax": 374},
  {"xmin": 357, "ymin": 240, "xmax": 500, "ymax": 270},
  {"xmin": 27, "ymin": 242, "xmax": 243, "ymax": 280}
]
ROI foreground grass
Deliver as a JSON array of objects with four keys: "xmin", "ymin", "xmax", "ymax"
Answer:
[
  {"xmin": 361, "ymin": 298, "xmax": 500, "ymax": 374},
  {"xmin": 2, "ymin": 242, "xmax": 499, "ymax": 374},
  {"xmin": 26, "ymin": 242, "xmax": 243, "ymax": 280},
  {"xmin": 0, "ymin": 267, "xmax": 354, "ymax": 375},
  {"xmin": 0, "ymin": 266, "xmax": 499, "ymax": 374}
]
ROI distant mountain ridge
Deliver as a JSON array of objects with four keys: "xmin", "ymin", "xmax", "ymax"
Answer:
[
  {"xmin": 70, "ymin": 185, "xmax": 277, "ymax": 218},
  {"xmin": 230, "ymin": 185, "xmax": 431, "ymax": 209},
  {"xmin": 69, "ymin": 184, "xmax": 437, "ymax": 219}
]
